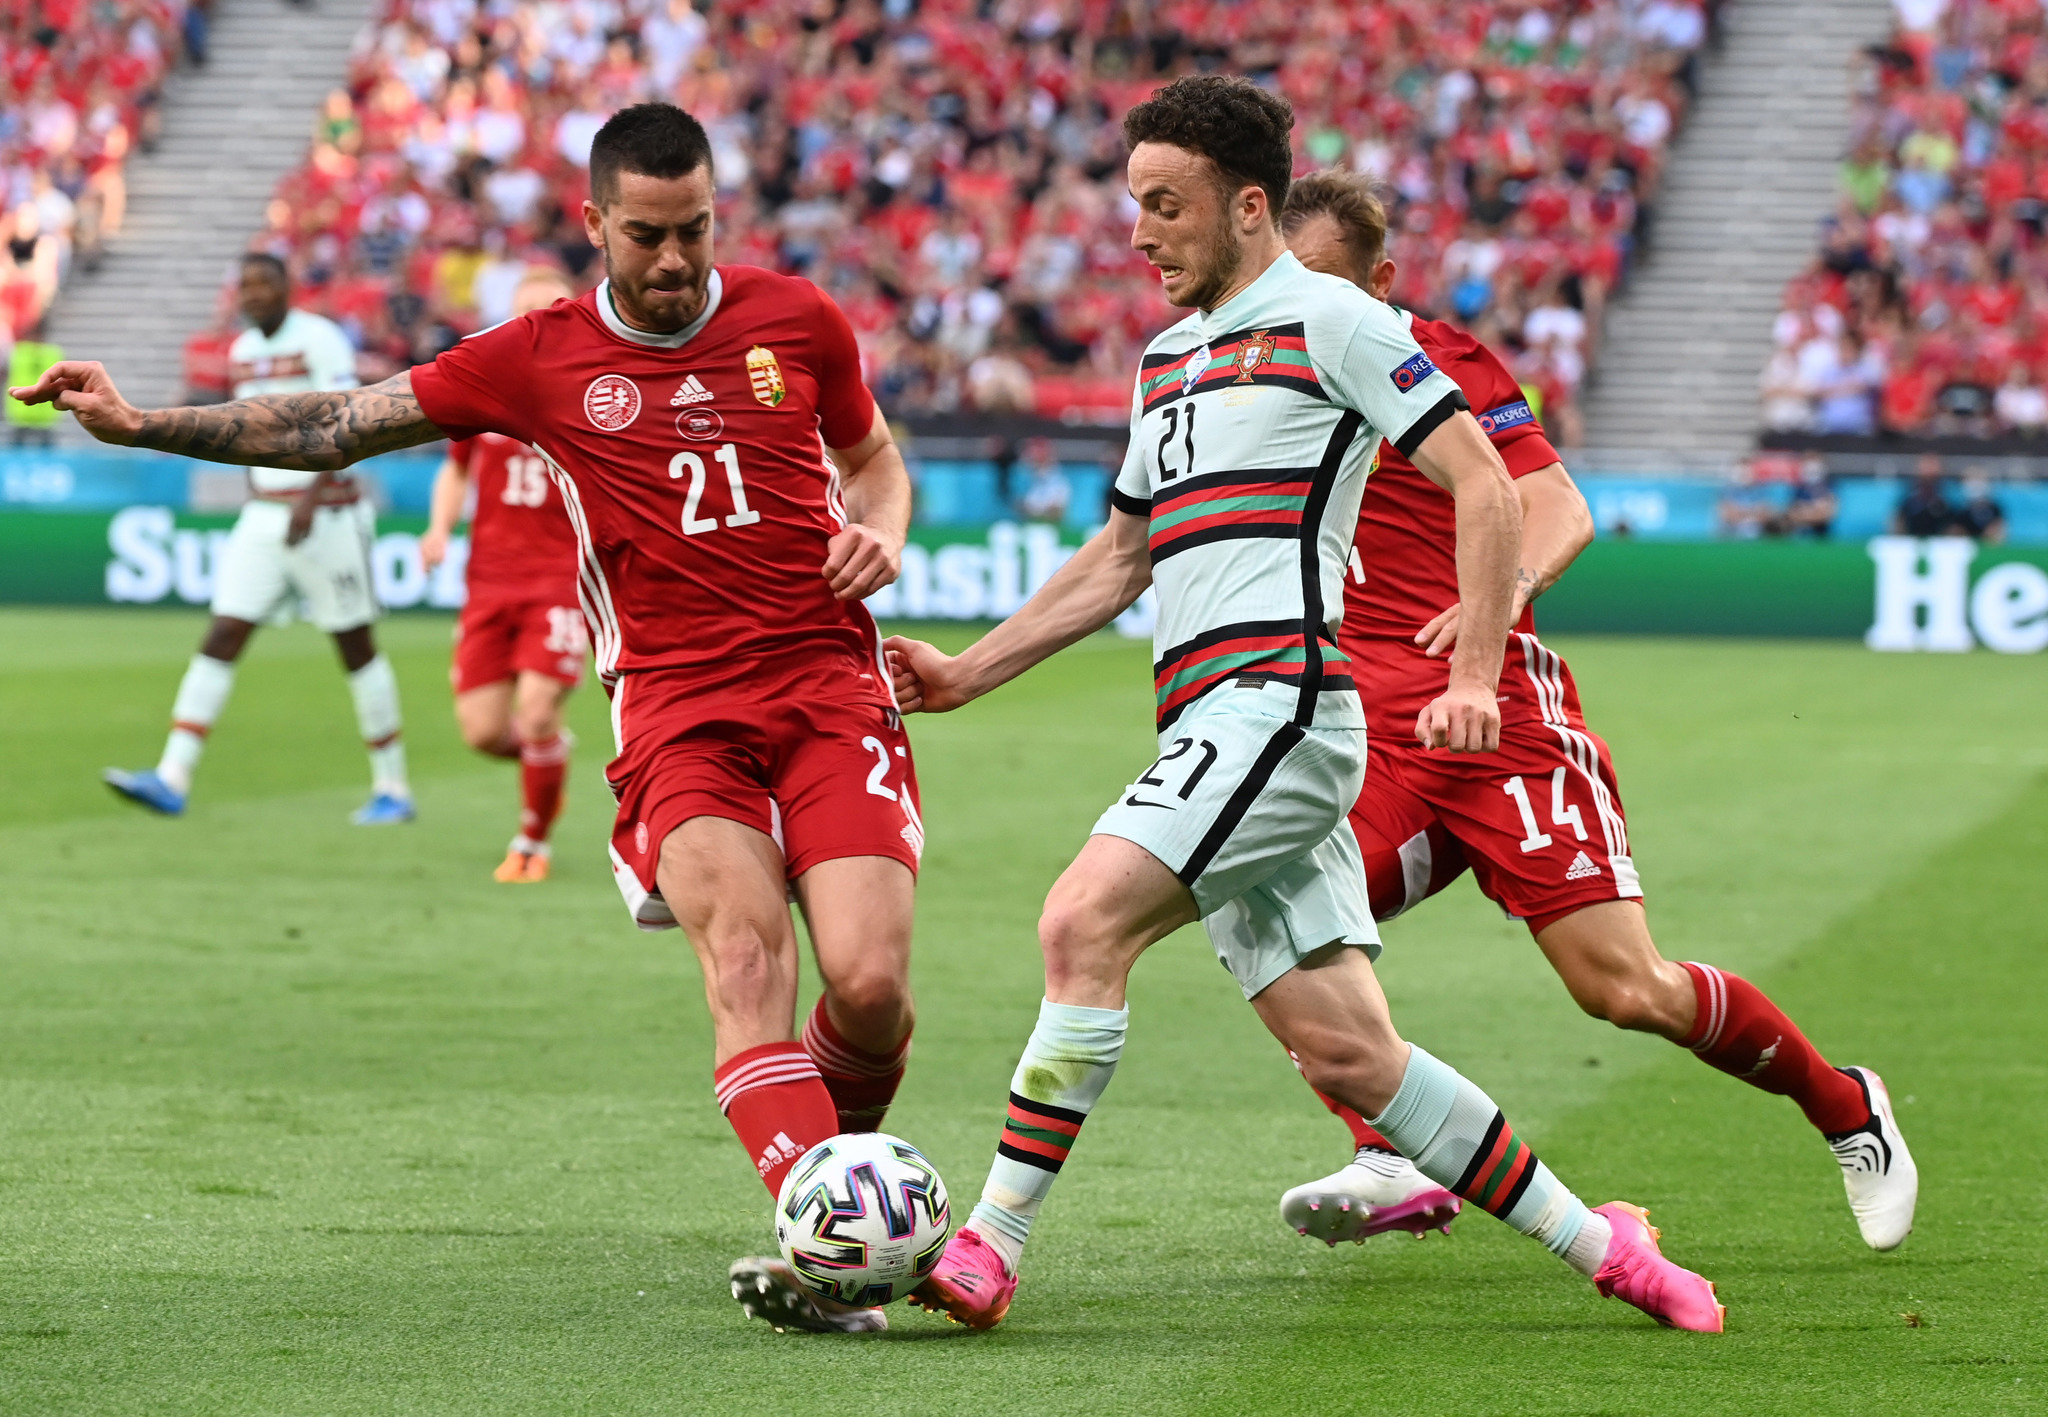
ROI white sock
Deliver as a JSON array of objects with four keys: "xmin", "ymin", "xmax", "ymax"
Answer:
[
  {"xmin": 347, "ymin": 654, "xmax": 409, "ymax": 798},
  {"xmin": 157, "ymin": 654, "xmax": 236, "ymax": 794},
  {"xmin": 1563, "ymin": 1211, "xmax": 1614, "ymax": 1278}
]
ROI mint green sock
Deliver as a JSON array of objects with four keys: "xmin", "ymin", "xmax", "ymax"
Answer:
[{"xmin": 967, "ymin": 999, "xmax": 1127, "ymax": 1269}]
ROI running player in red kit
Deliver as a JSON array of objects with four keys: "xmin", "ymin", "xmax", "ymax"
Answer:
[
  {"xmin": 1270, "ymin": 171, "xmax": 1918, "ymax": 1253},
  {"xmin": 16, "ymin": 104, "xmax": 926, "ymax": 1333},
  {"xmin": 420, "ymin": 268, "xmax": 587, "ymax": 883}
]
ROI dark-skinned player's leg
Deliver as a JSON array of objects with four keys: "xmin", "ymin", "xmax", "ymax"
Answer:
[
  {"xmin": 332, "ymin": 620, "xmax": 413, "ymax": 822},
  {"xmin": 102, "ymin": 614, "xmax": 256, "ymax": 814}
]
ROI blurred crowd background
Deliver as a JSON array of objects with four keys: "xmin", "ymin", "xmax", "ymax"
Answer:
[
  {"xmin": 1766, "ymin": 0, "xmax": 2048, "ymax": 442},
  {"xmin": 170, "ymin": 0, "xmax": 1712, "ymax": 441},
  {"xmin": 0, "ymin": 0, "xmax": 192, "ymax": 342}
]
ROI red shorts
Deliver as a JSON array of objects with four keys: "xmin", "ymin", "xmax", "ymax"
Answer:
[
  {"xmin": 451, "ymin": 593, "xmax": 588, "ymax": 693},
  {"xmin": 604, "ymin": 655, "xmax": 922, "ymax": 931},
  {"xmin": 1351, "ymin": 634, "xmax": 1642, "ymax": 933}
]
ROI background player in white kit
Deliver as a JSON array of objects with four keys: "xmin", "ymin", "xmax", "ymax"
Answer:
[{"xmin": 102, "ymin": 253, "xmax": 414, "ymax": 824}]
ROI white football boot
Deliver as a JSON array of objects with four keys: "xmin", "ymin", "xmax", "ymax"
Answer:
[
  {"xmin": 1279, "ymin": 1146, "xmax": 1462, "ymax": 1245},
  {"xmin": 728, "ymin": 1257, "xmax": 888, "ymax": 1333},
  {"xmin": 1826, "ymin": 1066, "xmax": 1918, "ymax": 1251}
]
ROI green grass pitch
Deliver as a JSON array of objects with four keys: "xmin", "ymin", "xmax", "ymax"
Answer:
[{"xmin": 1, "ymin": 607, "xmax": 2044, "ymax": 1415}]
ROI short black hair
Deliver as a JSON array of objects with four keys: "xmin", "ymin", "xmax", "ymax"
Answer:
[
  {"xmin": 239, "ymin": 251, "xmax": 289, "ymax": 287},
  {"xmin": 1122, "ymin": 75, "xmax": 1295, "ymax": 215},
  {"xmin": 589, "ymin": 102, "xmax": 713, "ymax": 206}
]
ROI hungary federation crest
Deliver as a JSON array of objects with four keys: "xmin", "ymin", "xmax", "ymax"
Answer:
[
  {"xmin": 1181, "ymin": 344, "xmax": 1212, "ymax": 395},
  {"xmin": 1235, "ymin": 330, "xmax": 1276, "ymax": 382},
  {"xmin": 746, "ymin": 345, "xmax": 787, "ymax": 407},
  {"xmin": 583, "ymin": 374, "xmax": 641, "ymax": 431}
]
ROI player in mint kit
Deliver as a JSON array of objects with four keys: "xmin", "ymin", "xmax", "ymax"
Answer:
[
  {"xmin": 16, "ymin": 103, "xmax": 925, "ymax": 1337},
  {"xmin": 1273, "ymin": 170, "xmax": 1917, "ymax": 1256},
  {"xmin": 886, "ymin": 76, "xmax": 1724, "ymax": 1333},
  {"xmin": 99, "ymin": 252, "xmax": 412, "ymax": 824}
]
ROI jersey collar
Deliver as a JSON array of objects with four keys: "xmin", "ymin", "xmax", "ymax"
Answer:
[
  {"xmin": 1198, "ymin": 249, "xmax": 1300, "ymax": 334},
  {"xmin": 596, "ymin": 269, "xmax": 723, "ymax": 349}
]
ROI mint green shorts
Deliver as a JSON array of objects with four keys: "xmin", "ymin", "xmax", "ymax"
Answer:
[{"xmin": 1091, "ymin": 679, "xmax": 1380, "ymax": 999}]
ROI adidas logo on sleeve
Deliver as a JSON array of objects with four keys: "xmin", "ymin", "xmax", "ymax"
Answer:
[{"xmin": 670, "ymin": 374, "xmax": 715, "ymax": 406}]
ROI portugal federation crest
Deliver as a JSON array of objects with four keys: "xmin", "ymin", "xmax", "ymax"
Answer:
[
  {"xmin": 1234, "ymin": 330, "xmax": 1276, "ymax": 382},
  {"xmin": 746, "ymin": 345, "xmax": 787, "ymax": 407}
]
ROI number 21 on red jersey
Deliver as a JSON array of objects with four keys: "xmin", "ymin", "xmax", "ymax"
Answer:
[{"xmin": 667, "ymin": 442, "xmax": 761, "ymax": 535}]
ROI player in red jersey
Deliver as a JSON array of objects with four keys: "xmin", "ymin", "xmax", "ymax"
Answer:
[
  {"xmin": 420, "ymin": 268, "xmax": 587, "ymax": 884},
  {"xmin": 16, "ymin": 104, "xmax": 927, "ymax": 1332},
  {"xmin": 1269, "ymin": 172, "xmax": 1917, "ymax": 1252}
]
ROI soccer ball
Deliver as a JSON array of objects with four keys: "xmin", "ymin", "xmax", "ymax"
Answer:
[{"xmin": 774, "ymin": 1132, "xmax": 951, "ymax": 1306}]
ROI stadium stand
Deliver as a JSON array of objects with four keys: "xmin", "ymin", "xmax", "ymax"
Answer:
[
  {"xmin": 1767, "ymin": 0, "xmax": 2048, "ymax": 443},
  {"xmin": 206, "ymin": 0, "xmax": 1710, "ymax": 438},
  {"xmin": 0, "ymin": 0, "xmax": 185, "ymax": 340}
]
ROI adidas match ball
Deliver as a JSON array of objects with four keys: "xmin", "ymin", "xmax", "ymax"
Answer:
[{"xmin": 774, "ymin": 1132, "xmax": 952, "ymax": 1306}]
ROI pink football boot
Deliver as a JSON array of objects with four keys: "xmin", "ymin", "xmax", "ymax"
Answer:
[
  {"xmin": 1591, "ymin": 1202, "xmax": 1725, "ymax": 1333},
  {"xmin": 1280, "ymin": 1149, "xmax": 1461, "ymax": 1244},
  {"xmin": 905, "ymin": 1227, "xmax": 1017, "ymax": 1330}
]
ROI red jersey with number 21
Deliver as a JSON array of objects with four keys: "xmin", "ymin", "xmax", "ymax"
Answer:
[
  {"xmin": 1340, "ymin": 312, "xmax": 1564, "ymax": 730},
  {"xmin": 452, "ymin": 431, "xmax": 580, "ymax": 605},
  {"xmin": 409, "ymin": 268, "xmax": 879, "ymax": 684}
]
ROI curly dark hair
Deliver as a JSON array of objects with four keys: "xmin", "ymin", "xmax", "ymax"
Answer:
[{"xmin": 1122, "ymin": 75, "xmax": 1295, "ymax": 214}]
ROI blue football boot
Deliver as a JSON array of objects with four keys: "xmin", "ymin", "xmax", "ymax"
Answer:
[
  {"xmin": 350, "ymin": 792, "xmax": 417, "ymax": 825},
  {"xmin": 102, "ymin": 767, "xmax": 186, "ymax": 816}
]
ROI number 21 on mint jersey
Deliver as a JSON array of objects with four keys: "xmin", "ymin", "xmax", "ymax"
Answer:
[
  {"xmin": 667, "ymin": 443, "xmax": 760, "ymax": 536},
  {"xmin": 1155, "ymin": 402, "xmax": 1196, "ymax": 482}
]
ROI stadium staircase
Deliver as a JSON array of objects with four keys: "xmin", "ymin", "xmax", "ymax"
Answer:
[
  {"xmin": 1581, "ymin": 0, "xmax": 1891, "ymax": 461},
  {"xmin": 44, "ymin": 0, "xmax": 373, "ymax": 438}
]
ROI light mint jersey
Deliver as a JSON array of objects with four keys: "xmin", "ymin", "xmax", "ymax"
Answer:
[{"xmin": 1113, "ymin": 252, "xmax": 1464, "ymax": 732}]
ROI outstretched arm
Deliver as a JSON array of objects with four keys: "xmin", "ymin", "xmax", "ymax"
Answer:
[
  {"xmin": 8, "ymin": 361, "xmax": 445, "ymax": 470},
  {"xmin": 886, "ymin": 508, "xmax": 1152, "ymax": 712}
]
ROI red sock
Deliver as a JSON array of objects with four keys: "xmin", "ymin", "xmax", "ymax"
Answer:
[
  {"xmin": 518, "ymin": 733, "xmax": 569, "ymax": 843},
  {"xmin": 1679, "ymin": 962, "xmax": 1871, "ymax": 1134},
  {"xmin": 802, "ymin": 996, "xmax": 910, "ymax": 1133},
  {"xmin": 1285, "ymin": 1045, "xmax": 1400, "ymax": 1152},
  {"xmin": 713, "ymin": 1042, "xmax": 840, "ymax": 1196}
]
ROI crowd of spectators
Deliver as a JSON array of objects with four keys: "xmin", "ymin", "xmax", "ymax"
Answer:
[
  {"xmin": 198, "ymin": 0, "xmax": 1709, "ymax": 430},
  {"xmin": 0, "ymin": 3, "xmax": 188, "ymax": 344},
  {"xmin": 1765, "ymin": 0, "xmax": 2048, "ymax": 441}
]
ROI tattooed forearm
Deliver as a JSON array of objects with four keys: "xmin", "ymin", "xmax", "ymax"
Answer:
[
  {"xmin": 1514, "ymin": 566, "xmax": 1550, "ymax": 611},
  {"xmin": 133, "ymin": 372, "xmax": 442, "ymax": 470}
]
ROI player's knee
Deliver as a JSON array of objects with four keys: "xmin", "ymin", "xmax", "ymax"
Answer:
[
  {"xmin": 1578, "ymin": 977, "xmax": 1678, "ymax": 1035},
  {"xmin": 510, "ymin": 690, "xmax": 562, "ymax": 744},
  {"xmin": 1036, "ymin": 892, "xmax": 1116, "ymax": 973},
  {"xmin": 512, "ymin": 705, "xmax": 560, "ymax": 745},
  {"xmin": 458, "ymin": 717, "xmax": 506, "ymax": 753},
  {"xmin": 824, "ymin": 967, "xmax": 911, "ymax": 1034},
  {"xmin": 1292, "ymin": 1028, "xmax": 1406, "ymax": 1118}
]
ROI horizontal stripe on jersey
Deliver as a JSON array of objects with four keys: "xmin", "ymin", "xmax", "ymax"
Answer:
[
  {"xmin": 1148, "ymin": 468, "xmax": 1317, "ymax": 562},
  {"xmin": 1153, "ymin": 619, "xmax": 1353, "ymax": 729},
  {"xmin": 1139, "ymin": 322, "xmax": 1326, "ymax": 414}
]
